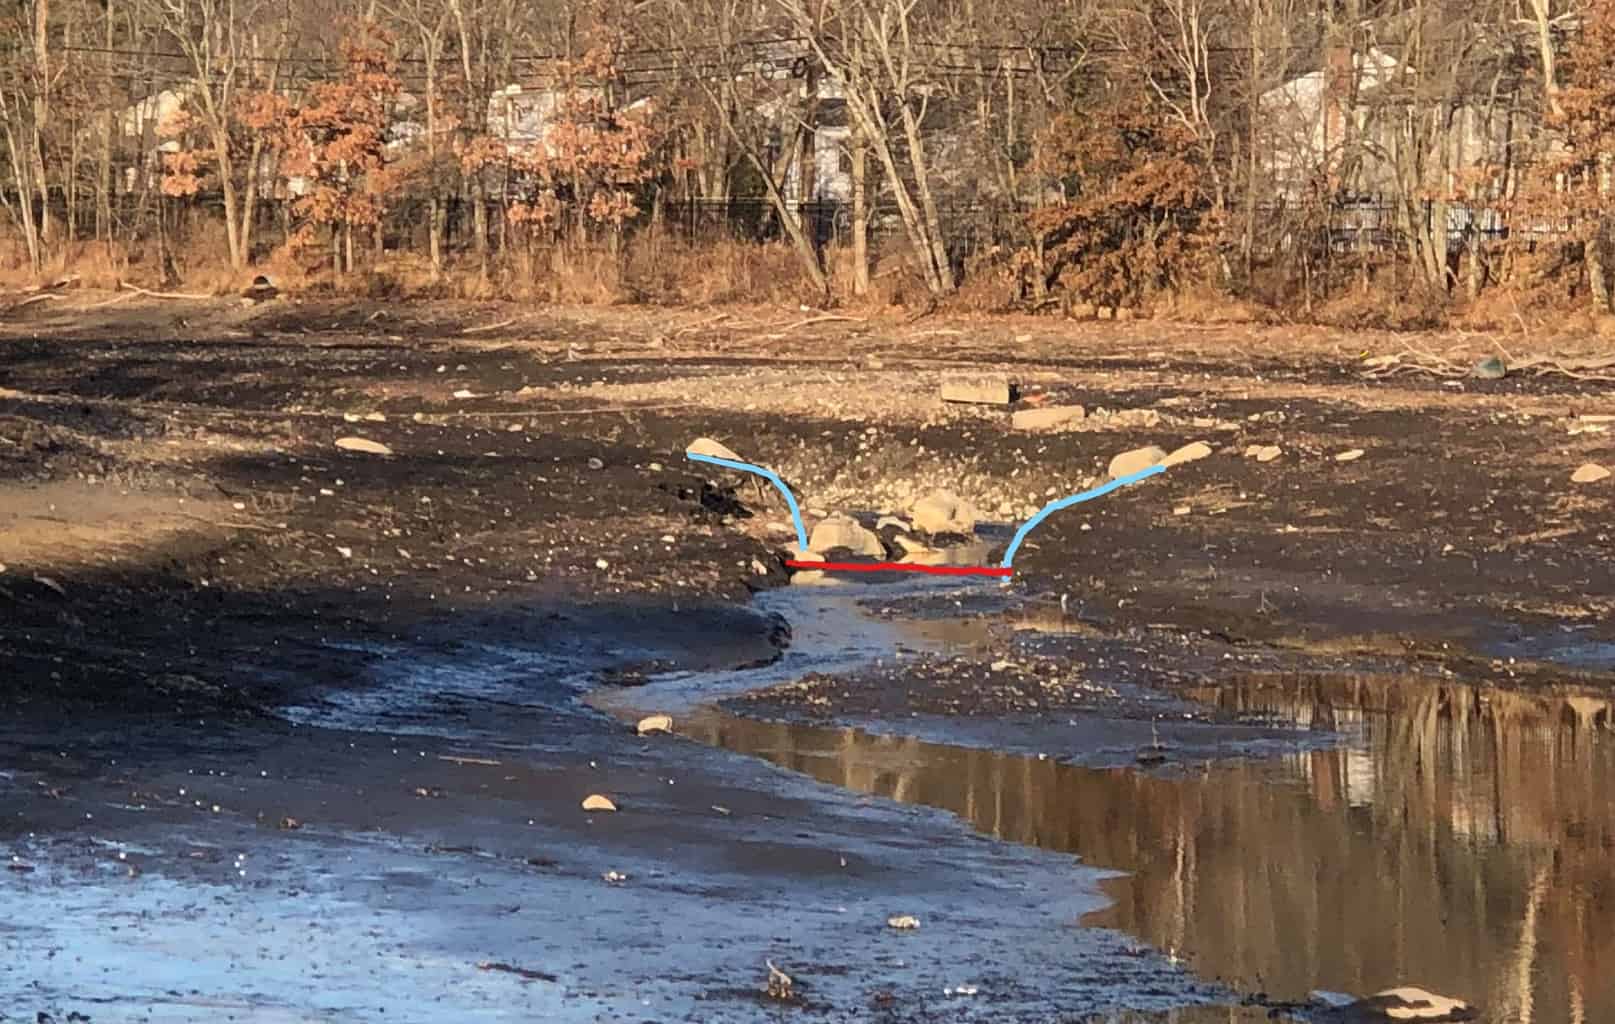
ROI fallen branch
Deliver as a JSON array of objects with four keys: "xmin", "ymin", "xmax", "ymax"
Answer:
[
  {"xmin": 74, "ymin": 290, "xmax": 139, "ymax": 312},
  {"xmin": 119, "ymin": 282, "xmax": 214, "ymax": 301},
  {"xmin": 7, "ymin": 293, "xmax": 59, "ymax": 311},
  {"xmin": 461, "ymin": 314, "xmax": 528, "ymax": 335},
  {"xmin": 476, "ymin": 961, "xmax": 557, "ymax": 982}
]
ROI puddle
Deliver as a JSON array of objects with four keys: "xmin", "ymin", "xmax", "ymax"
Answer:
[
  {"xmin": 698, "ymin": 673, "xmax": 1615, "ymax": 1024},
  {"xmin": 1486, "ymin": 625, "xmax": 1615, "ymax": 671}
]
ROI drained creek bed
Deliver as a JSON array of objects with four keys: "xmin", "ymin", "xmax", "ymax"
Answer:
[{"xmin": 5, "ymin": 582, "xmax": 1612, "ymax": 1022}]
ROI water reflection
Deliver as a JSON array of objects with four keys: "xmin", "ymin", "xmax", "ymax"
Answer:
[{"xmin": 698, "ymin": 675, "xmax": 1615, "ymax": 1024}]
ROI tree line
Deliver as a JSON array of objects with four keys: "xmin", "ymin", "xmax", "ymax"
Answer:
[{"xmin": 2, "ymin": 0, "xmax": 1612, "ymax": 317}]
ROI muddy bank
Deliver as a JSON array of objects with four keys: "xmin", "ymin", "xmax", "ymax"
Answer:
[{"xmin": 2, "ymin": 620, "xmax": 1230, "ymax": 1023}]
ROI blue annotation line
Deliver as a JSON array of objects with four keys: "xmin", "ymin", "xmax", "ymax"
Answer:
[
  {"xmin": 686, "ymin": 452, "xmax": 811, "ymax": 551},
  {"xmin": 685, "ymin": 451, "xmax": 1167, "ymax": 574},
  {"xmin": 998, "ymin": 463, "xmax": 1165, "ymax": 569}
]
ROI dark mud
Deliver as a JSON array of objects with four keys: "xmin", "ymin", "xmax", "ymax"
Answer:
[{"xmin": 4, "ymin": 300, "xmax": 1613, "ymax": 1021}]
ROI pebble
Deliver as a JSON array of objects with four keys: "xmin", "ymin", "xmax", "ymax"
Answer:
[
  {"xmin": 1571, "ymin": 463, "xmax": 1610, "ymax": 484},
  {"xmin": 582, "ymin": 794, "xmax": 618, "ymax": 812},
  {"xmin": 1173, "ymin": 505, "xmax": 1191, "ymax": 515},
  {"xmin": 1336, "ymin": 449, "xmax": 1365, "ymax": 462},
  {"xmin": 887, "ymin": 915, "xmax": 921, "ymax": 930},
  {"xmin": 587, "ymin": 457, "xmax": 604, "ymax": 470},
  {"xmin": 595, "ymin": 558, "xmax": 610, "ymax": 570},
  {"xmin": 334, "ymin": 437, "xmax": 392, "ymax": 456}
]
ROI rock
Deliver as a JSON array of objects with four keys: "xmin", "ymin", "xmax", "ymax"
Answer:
[
  {"xmin": 809, "ymin": 516, "xmax": 884, "ymax": 558},
  {"xmin": 941, "ymin": 375, "xmax": 1013, "ymax": 405},
  {"xmin": 893, "ymin": 534, "xmax": 931, "ymax": 555},
  {"xmin": 595, "ymin": 558, "xmax": 610, "ymax": 570},
  {"xmin": 1108, "ymin": 446, "xmax": 1167, "ymax": 479},
  {"xmin": 1011, "ymin": 405, "xmax": 1086, "ymax": 431},
  {"xmin": 1331, "ymin": 987, "xmax": 1475, "ymax": 1022},
  {"xmin": 636, "ymin": 715, "xmax": 673, "ymax": 736},
  {"xmin": 1336, "ymin": 449, "xmax": 1366, "ymax": 462},
  {"xmin": 1571, "ymin": 463, "xmax": 1611, "ymax": 484},
  {"xmin": 581, "ymin": 794, "xmax": 617, "ymax": 812},
  {"xmin": 587, "ymin": 457, "xmax": 604, "ymax": 470},
  {"xmin": 241, "ymin": 275, "xmax": 278, "ymax": 302},
  {"xmin": 1173, "ymin": 505, "xmax": 1191, "ymax": 515},
  {"xmin": 685, "ymin": 437, "xmax": 743, "ymax": 462},
  {"xmin": 1109, "ymin": 408, "xmax": 1162, "ymax": 429},
  {"xmin": 911, "ymin": 490, "xmax": 979, "ymax": 535},
  {"xmin": 452, "ymin": 388, "xmax": 476, "ymax": 399},
  {"xmin": 1244, "ymin": 444, "xmax": 1282, "ymax": 462},
  {"xmin": 1472, "ymin": 356, "xmax": 1507, "ymax": 380},
  {"xmin": 1161, "ymin": 440, "xmax": 1212, "ymax": 467},
  {"xmin": 875, "ymin": 515, "xmax": 912, "ymax": 533},
  {"xmin": 887, "ymin": 914, "xmax": 921, "ymax": 930},
  {"xmin": 335, "ymin": 436, "xmax": 393, "ymax": 456}
]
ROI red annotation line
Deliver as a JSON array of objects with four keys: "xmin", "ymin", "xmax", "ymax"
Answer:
[{"xmin": 785, "ymin": 560, "xmax": 1013, "ymax": 578}]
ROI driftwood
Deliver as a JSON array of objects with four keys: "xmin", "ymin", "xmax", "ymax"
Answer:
[
  {"xmin": 461, "ymin": 314, "xmax": 529, "ymax": 335},
  {"xmin": 1360, "ymin": 349, "xmax": 1615, "ymax": 383},
  {"xmin": 118, "ymin": 282, "xmax": 213, "ymax": 300}
]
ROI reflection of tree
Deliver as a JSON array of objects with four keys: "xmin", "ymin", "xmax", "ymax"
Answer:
[{"xmin": 703, "ymin": 674, "xmax": 1615, "ymax": 1022}]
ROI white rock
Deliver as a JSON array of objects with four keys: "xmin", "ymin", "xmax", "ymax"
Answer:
[
  {"xmin": 1108, "ymin": 446, "xmax": 1167, "ymax": 479},
  {"xmin": 685, "ymin": 437, "xmax": 743, "ymax": 461},
  {"xmin": 1571, "ymin": 463, "xmax": 1610, "ymax": 484},
  {"xmin": 335, "ymin": 437, "xmax": 393, "ymax": 456},
  {"xmin": 1336, "ymin": 449, "xmax": 1366, "ymax": 462},
  {"xmin": 595, "ymin": 558, "xmax": 610, "ymax": 570},
  {"xmin": 809, "ymin": 516, "xmax": 884, "ymax": 557},
  {"xmin": 636, "ymin": 715, "xmax": 674, "ymax": 736},
  {"xmin": 1161, "ymin": 441, "xmax": 1212, "ymax": 467},
  {"xmin": 452, "ymin": 388, "xmax": 476, "ymax": 399},
  {"xmin": 1173, "ymin": 505, "xmax": 1191, "ymax": 516},
  {"xmin": 1011, "ymin": 405, "xmax": 1086, "ymax": 431},
  {"xmin": 875, "ymin": 515, "xmax": 913, "ymax": 533},
  {"xmin": 887, "ymin": 914, "xmax": 921, "ymax": 930},
  {"xmin": 940, "ymin": 375, "xmax": 1012, "ymax": 405},
  {"xmin": 912, "ymin": 490, "xmax": 979, "ymax": 534},
  {"xmin": 335, "ymin": 546, "xmax": 353, "ymax": 559},
  {"xmin": 581, "ymin": 794, "xmax": 617, "ymax": 812}
]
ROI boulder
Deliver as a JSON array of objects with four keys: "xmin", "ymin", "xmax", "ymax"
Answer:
[
  {"xmin": 941, "ymin": 375, "xmax": 1013, "ymax": 405},
  {"xmin": 809, "ymin": 516, "xmax": 885, "ymax": 558},
  {"xmin": 685, "ymin": 437, "xmax": 744, "ymax": 462},
  {"xmin": 1108, "ymin": 446, "xmax": 1167, "ymax": 479},
  {"xmin": 911, "ymin": 490, "xmax": 979, "ymax": 535},
  {"xmin": 1571, "ymin": 462, "xmax": 1610, "ymax": 484},
  {"xmin": 1161, "ymin": 440, "xmax": 1212, "ymax": 467},
  {"xmin": 1011, "ymin": 405, "xmax": 1086, "ymax": 431}
]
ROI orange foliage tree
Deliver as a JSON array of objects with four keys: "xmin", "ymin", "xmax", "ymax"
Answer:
[
  {"xmin": 1018, "ymin": 86, "xmax": 1219, "ymax": 313},
  {"xmin": 461, "ymin": 41, "xmax": 661, "ymax": 254},
  {"xmin": 1526, "ymin": 0, "xmax": 1615, "ymax": 312},
  {"xmin": 280, "ymin": 22, "xmax": 402, "ymax": 274}
]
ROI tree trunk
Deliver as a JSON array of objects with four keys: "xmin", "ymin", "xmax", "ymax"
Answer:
[
  {"xmin": 96, "ymin": 0, "xmax": 113, "ymax": 248},
  {"xmin": 30, "ymin": 0, "xmax": 52, "ymax": 247},
  {"xmin": 851, "ymin": 135, "xmax": 869, "ymax": 296},
  {"xmin": 1589, "ymin": 229, "xmax": 1612, "ymax": 313}
]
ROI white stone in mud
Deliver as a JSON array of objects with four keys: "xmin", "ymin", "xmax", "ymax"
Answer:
[
  {"xmin": 581, "ymin": 794, "xmax": 617, "ymax": 812},
  {"xmin": 940, "ymin": 375, "xmax": 1012, "ymax": 405},
  {"xmin": 1108, "ymin": 446, "xmax": 1167, "ymax": 479},
  {"xmin": 335, "ymin": 436, "xmax": 393, "ymax": 456},
  {"xmin": 636, "ymin": 715, "xmax": 673, "ymax": 736},
  {"xmin": 1010, "ymin": 405, "xmax": 1086, "ymax": 431},
  {"xmin": 887, "ymin": 914, "xmax": 921, "ymax": 930},
  {"xmin": 911, "ymin": 490, "xmax": 979, "ymax": 535},
  {"xmin": 809, "ymin": 516, "xmax": 885, "ymax": 557},
  {"xmin": 1161, "ymin": 441, "xmax": 1212, "ymax": 467},
  {"xmin": 685, "ymin": 437, "xmax": 744, "ymax": 462},
  {"xmin": 1572, "ymin": 462, "xmax": 1610, "ymax": 484}
]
